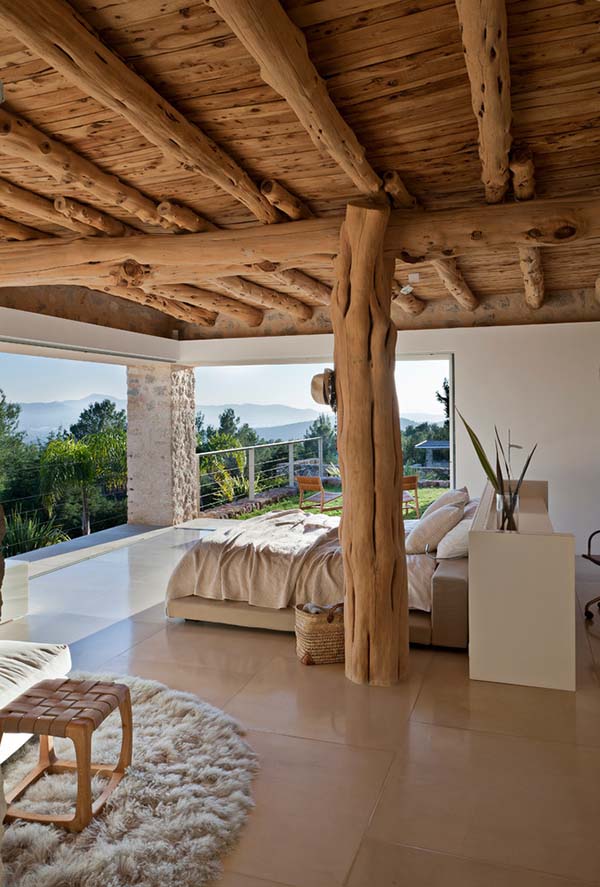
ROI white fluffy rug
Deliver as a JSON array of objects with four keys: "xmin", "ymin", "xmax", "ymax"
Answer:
[{"xmin": 1, "ymin": 673, "xmax": 258, "ymax": 886}]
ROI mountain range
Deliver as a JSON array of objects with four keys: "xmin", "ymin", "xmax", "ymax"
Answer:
[{"xmin": 14, "ymin": 394, "xmax": 443, "ymax": 440}]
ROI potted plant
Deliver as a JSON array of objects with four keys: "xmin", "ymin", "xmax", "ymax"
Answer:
[{"xmin": 458, "ymin": 412, "xmax": 537, "ymax": 531}]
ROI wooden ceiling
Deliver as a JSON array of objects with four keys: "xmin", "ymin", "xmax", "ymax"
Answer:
[{"xmin": 0, "ymin": 0, "xmax": 598, "ymax": 340}]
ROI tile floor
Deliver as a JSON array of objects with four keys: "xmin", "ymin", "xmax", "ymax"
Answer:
[{"xmin": 4, "ymin": 530, "xmax": 600, "ymax": 886}]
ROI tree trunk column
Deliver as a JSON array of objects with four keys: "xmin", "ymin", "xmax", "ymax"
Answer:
[
  {"xmin": 332, "ymin": 201, "xmax": 409, "ymax": 686},
  {"xmin": 127, "ymin": 364, "xmax": 199, "ymax": 526}
]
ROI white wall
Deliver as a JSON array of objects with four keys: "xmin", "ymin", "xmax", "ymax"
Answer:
[{"xmin": 183, "ymin": 322, "xmax": 600, "ymax": 551}]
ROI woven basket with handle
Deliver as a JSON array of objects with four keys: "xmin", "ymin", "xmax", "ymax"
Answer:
[{"xmin": 295, "ymin": 603, "xmax": 344, "ymax": 665}]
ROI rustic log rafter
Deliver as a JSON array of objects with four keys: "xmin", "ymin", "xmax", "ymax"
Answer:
[
  {"xmin": 54, "ymin": 197, "xmax": 137, "ymax": 238},
  {"xmin": 391, "ymin": 280, "xmax": 426, "ymax": 316},
  {"xmin": 92, "ymin": 283, "xmax": 218, "ymax": 328},
  {"xmin": 430, "ymin": 258, "xmax": 479, "ymax": 310},
  {"xmin": 0, "ymin": 178, "xmax": 96, "ymax": 235},
  {"xmin": 0, "ymin": 195, "xmax": 595, "ymax": 281},
  {"xmin": 455, "ymin": 0, "xmax": 512, "ymax": 204},
  {"xmin": 0, "ymin": 214, "xmax": 44, "ymax": 241},
  {"xmin": 260, "ymin": 180, "xmax": 314, "ymax": 221},
  {"xmin": 510, "ymin": 145, "xmax": 535, "ymax": 201},
  {"xmin": 208, "ymin": 0, "xmax": 393, "ymax": 200},
  {"xmin": 518, "ymin": 246, "xmax": 544, "ymax": 310},
  {"xmin": 332, "ymin": 201, "xmax": 409, "ymax": 686},
  {"xmin": 0, "ymin": 0, "xmax": 280, "ymax": 224}
]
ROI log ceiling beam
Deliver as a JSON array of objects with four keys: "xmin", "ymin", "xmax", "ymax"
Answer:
[
  {"xmin": 54, "ymin": 196, "xmax": 136, "ymax": 237},
  {"xmin": 89, "ymin": 284, "xmax": 218, "ymax": 328},
  {"xmin": 210, "ymin": 276, "xmax": 313, "ymax": 322},
  {"xmin": 518, "ymin": 246, "xmax": 544, "ymax": 309},
  {"xmin": 0, "ymin": 215, "xmax": 43, "ymax": 241},
  {"xmin": 260, "ymin": 181, "xmax": 314, "ymax": 221},
  {"xmin": 0, "ymin": 0, "xmax": 278, "ymax": 223},
  {"xmin": 430, "ymin": 258, "xmax": 478, "ymax": 311},
  {"xmin": 455, "ymin": 0, "xmax": 512, "ymax": 203},
  {"xmin": 391, "ymin": 281, "xmax": 426, "ymax": 316},
  {"xmin": 0, "ymin": 195, "xmax": 592, "ymax": 275},
  {"xmin": 140, "ymin": 283, "xmax": 263, "ymax": 327},
  {"xmin": 510, "ymin": 145, "xmax": 535, "ymax": 201},
  {"xmin": 0, "ymin": 177, "xmax": 95, "ymax": 235},
  {"xmin": 209, "ymin": 0, "xmax": 391, "ymax": 199}
]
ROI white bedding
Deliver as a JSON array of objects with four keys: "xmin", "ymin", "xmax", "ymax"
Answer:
[{"xmin": 167, "ymin": 509, "xmax": 436, "ymax": 613}]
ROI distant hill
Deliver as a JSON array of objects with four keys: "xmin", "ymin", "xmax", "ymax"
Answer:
[
  {"xmin": 17, "ymin": 394, "xmax": 126, "ymax": 441},
  {"xmin": 196, "ymin": 403, "xmax": 321, "ymax": 428},
  {"xmin": 15, "ymin": 393, "xmax": 444, "ymax": 441}
]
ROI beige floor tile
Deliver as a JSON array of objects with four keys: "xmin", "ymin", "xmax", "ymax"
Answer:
[
  {"xmin": 68, "ymin": 618, "xmax": 164, "ymax": 671},
  {"xmin": 347, "ymin": 839, "xmax": 594, "ymax": 886},
  {"xmin": 368, "ymin": 721, "xmax": 600, "ymax": 883},
  {"xmin": 130, "ymin": 621, "xmax": 296, "ymax": 673},
  {"xmin": 101, "ymin": 652, "xmax": 253, "ymax": 708},
  {"xmin": 225, "ymin": 648, "xmax": 432, "ymax": 748},
  {"xmin": 411, "ymin": 644, "xmax": 600, "ymax": 746},
  {"xmin": 0, "ymin": 611, "xmax": 113, "ymax": 645},
  {"xmin": 223, "ymin": 730, "xmax": 393, "ymax": 887}
]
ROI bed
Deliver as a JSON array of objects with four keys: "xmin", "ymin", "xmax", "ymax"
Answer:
[{"xmin": 166, "ymin": 508, "xmax": 470, "ymax": 648}]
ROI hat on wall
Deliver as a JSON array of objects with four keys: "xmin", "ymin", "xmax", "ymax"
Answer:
[{"xmin": 310, "ymin": 368, "xmax": 336, "ymax": 411}]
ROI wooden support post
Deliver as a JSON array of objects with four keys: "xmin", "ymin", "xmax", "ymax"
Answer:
[
  {"xmin": 332, "ymin": 201, "xmax": 408, "ymax": 686},
  {"xmin": 518, "ymin": 246, "xmax": 545, "ymax": 309}
]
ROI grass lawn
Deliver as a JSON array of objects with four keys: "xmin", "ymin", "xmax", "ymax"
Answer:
[{"xmin": 234, "ymin": 484, "xmax": 447, "ymax": 521}]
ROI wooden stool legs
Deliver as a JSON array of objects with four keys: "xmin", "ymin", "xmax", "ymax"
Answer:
[{"xmin": 2, "ymin": 690, "xmax": 133, "ymax": 833}]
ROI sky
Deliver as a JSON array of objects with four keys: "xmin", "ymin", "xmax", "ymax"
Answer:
[{"xmin": 0, "ymin": 353, "xmax": 448, "ymax": 416}]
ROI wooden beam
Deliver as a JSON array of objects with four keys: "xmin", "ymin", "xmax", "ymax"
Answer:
[
  {"xmin": 430, "ymin": 258, "xmax": 478, "ymax": 310},
  {"xmin": 0, "ymin": 178, "xmax": 95, "ymax": 235},
  {"xmin": 391, "ymin": 282, "xmax": 426, "ymax": 316},
  {"xmin": 0, "ymin": 195, "xmax": 597, "ymax": 276},
  {"xmin": 510, "ymin": 145, "xmax": 535, "ymax": 201},
  {"xmin": 518, "ymin": 246, "xmax": 544, "ymax": 309},
  {"xmin": 257, "ymin": 263, "xmax": 331, "ymax": 306},
  {"xmin": 0, "ymin": 0, "xmax": 277, "ymax": 223},
  {"xmin": 596, "ymin": 276, "xmax": 600, "ymax": 307},
  {"xmin": 157, "ymin": 201, "xmax": 216, "ymax": 233},
  {"xmin": 212, "ymin": 276, "xmax": 313, "ymax": 322},
  {"xmin": 260, "ymin": 180, "xmax": 314, "ymax": 220},
  {"xmin": 90, "ymin": 284, "xmax": 218, "ymax": 327},
  {"xmin": 0, "ymin": 107, "xmax": 164, "ymax": 226},
  {"xmin": 383, "ymin": 171, "xmax": 417, "ymax": 209},
  {"xmin": 209, "ymin": 0, "xmax": 385, "ymax": 198},
  {"xmin": 332, "ymin": 201, "xmax": 408, "ymax": 686},
  {"xmin": 0, "ymin": 215, "xmax": 43, "ymax": 241},
  {"xmin": 54, "ymin": 197, "xmax": 134, "ymax": 237},
  {"xmin": 455, "ymin": 0, "xmax": 512, "ymax": 203},
  {"xmin": 140, "ymin": 283, "xmax": 263, "ymax": 327}
]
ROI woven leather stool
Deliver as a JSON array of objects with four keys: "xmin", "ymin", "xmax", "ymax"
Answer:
[{"xmin": 0, "ymin": 677, "xmax": 132, "ymax": 832}]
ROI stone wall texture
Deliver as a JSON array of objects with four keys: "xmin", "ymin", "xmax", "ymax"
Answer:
[{"xmin": 127, "ymin": 364, "xmax": 199, "ymax": 526}]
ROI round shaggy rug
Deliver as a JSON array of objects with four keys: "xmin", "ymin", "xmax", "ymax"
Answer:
[{"xmin": 1, "ymin": 672, "xmax": 258, "ymax": 887}]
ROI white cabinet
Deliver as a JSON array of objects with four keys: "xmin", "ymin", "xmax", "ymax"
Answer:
[{"xmin": 469, "ymin": 481, "xmax": 576, "ymax": 691}]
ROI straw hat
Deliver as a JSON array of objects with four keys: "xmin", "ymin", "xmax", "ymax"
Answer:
[{"xmin": 311, "ymin": 368, "xmax": 334, "ymax": 405}]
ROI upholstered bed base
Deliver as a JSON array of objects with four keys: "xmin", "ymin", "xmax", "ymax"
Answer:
[{"xmin": 166, "ymin": 556, "xmax": 469, "ymax": 649}]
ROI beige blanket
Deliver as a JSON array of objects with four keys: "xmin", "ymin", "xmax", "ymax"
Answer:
[{"xmin": 166, "ymin": 509, "xmax": 435, "ymax": 612}]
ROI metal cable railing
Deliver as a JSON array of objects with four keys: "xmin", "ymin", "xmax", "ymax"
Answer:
[{"xmin": 197, "ymin": 436, "xmax": 324, "ymax": 512}]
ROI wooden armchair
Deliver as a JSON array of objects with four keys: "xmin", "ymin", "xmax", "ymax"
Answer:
[
  {"xmin": 402, "ymin": 474, "xmax": 420, "ymax": 517},
  {"xmin": 296, "ymin": 475, "xmax": 342, "ymax": 513}
]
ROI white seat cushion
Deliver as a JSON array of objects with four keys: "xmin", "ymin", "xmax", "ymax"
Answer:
[{"xmin": 0, "ymin": 640, "xmax": 71, "ymax": 762}]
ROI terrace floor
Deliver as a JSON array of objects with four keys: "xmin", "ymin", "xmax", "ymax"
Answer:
[{"xmin": 3, "ymin": 529, "xmax": 600, "ymax": 886}]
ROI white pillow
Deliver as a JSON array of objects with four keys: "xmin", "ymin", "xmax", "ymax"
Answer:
[
  {"xmin": 405, "ymin": 504, "xmax": 464, "ymax": 555},
  {"xmin": 437, "ymin": 519, "xmax": 473, "ymax": 559},
  {"xmin": 421, "ymin": 487, "xmax": 469, "ymax": 520}
]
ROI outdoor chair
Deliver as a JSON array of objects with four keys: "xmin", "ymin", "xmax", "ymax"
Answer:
[
  {"xmin": 296, "ymin": 475, "xmax": 342, "ymax": 513},
  {"xmin": 402, "ymin": 475, "xmax": 420, "ymax": 517},
  {"xmin": 583, "ymin": 530, "xmax": 600, "ymax": 621}
]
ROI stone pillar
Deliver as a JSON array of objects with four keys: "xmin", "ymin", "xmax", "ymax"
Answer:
[{"xmin": 127, "ymin": 364, "xmax": 199, "ymax": 526}]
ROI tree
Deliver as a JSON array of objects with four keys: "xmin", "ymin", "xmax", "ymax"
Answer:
[
  {"xmin": 217, "ymin": 407, "xmax": 239, "ymax": 437},
  {"xmin": 302, "ymin": 414, "xmax": 337, "ymax": 463},
  {"xmin": 0, "ymin": 390, "xmax": 25, "ymax": 497},
  {"xmin": 70, "ymin": 398, "xmax": 126, "ymax": 439},
  {"xmin": 436, "ymin": 378, "xmax": 450, "ymax": 425},
  {"xmin": 40, "ymin": 430, "xmax": 127, "ymax": 535}
]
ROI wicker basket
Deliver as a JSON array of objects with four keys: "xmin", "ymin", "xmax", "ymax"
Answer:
[{"xmin": 295, "ymin": 603, "xmax": 344, "ymax": 665}]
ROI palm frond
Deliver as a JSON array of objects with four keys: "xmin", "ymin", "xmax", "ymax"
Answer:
[{"xmin": 457, "ymin": 410, "xmax": 499, "ymax": 492}]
